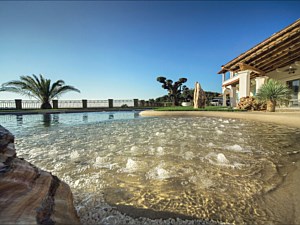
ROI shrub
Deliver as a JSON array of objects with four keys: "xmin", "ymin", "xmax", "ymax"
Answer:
[{"xmin": 256, "ymin": 79, "xmax": 292, "ymax": 112}]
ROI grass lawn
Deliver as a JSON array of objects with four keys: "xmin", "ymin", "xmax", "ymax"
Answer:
[{"xmin": 154, "ymin": 106, "xmax": 246, "ymax": 111}]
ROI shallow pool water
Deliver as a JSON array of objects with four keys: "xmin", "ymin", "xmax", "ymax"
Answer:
[{"xmin": 1, "ymin": 112, "xmax": 300, "ymax": 224}]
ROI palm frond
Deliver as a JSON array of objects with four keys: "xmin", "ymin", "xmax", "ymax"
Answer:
[
  {"xmin": 1, "ymin": 74, "xmax": 80, "ymax": 108},
  {"xmin": 49, "ymin": 80, "xmax": 65, "ymax": 97},
  {"xmin": 51, "ymin": 85, "xmax": 80, "ymax": 99},
  {"xmin": 19, "ymin": 75, "xmax": 42, "ymax": 100},
  {"xmin": 256, "ymin": 79, "xmax": 292, "ymax": 103},
  {"xmin": 0, "ymin": 85, "xmax": 38, "ymax": 99},
  {"xmin": 1, "ymin": 79, "xmax": 38, "ymax": 98}
]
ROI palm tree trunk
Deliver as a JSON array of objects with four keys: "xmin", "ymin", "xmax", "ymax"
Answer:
[
  {"xmin": 267, "ymin": 100, "xmax": 276, "ymax": 112},
  {"xmin": 41, "ymin": 102, "xmax": 52, "ymax": 109}
]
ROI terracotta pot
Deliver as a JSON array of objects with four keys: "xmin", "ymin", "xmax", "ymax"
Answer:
[{"xmin": 267, "ymin": 100, "xmax": 276, "ymax": 112}]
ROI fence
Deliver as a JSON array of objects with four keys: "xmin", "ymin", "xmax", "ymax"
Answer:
[
  {"xmin": 0, "ymin": 100, "xmax": 15, "ymax": 109},
  {"xmin": 0, "ymin": 99, "xmax": 162, "ymax": 110}
]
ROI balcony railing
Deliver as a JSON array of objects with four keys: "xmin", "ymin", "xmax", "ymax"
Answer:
[{"xmin": 223, "ymin": 75, "xmax": 240, "ymax": 87}]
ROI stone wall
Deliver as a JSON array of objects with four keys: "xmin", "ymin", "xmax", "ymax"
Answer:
[{"xmin": 0, "ymin": 125, "xmax": 81, "ymax": 225}]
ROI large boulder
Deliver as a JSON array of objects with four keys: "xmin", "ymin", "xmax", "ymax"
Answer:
[
  {"xmin": 237, "ymin": 96, "xmax": 266, "ymax": 111},
  {"xmin": 193, "ymin": 82, "xmax": 206, "ymax": 108},
  {"xmin": 0, "ymin": 125, "xmax": 81, "ymax": 225}
]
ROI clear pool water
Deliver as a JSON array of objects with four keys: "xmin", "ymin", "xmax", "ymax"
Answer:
[{"xmin": 1, "ymin": 112, "xmax": 300, "ymax": 224}]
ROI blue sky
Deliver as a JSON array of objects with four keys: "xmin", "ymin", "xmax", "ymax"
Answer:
[{"xmin": 0, "ymin": 1, "xmax": 299, "ymax": 100}]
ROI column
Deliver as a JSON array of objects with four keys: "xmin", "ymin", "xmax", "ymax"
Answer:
[
  {"xmin": 82, "ymin": 99, "xmax": 87, "ymax": 109},
  {"xmin": 223, "ymin": 95, "xmax": 227, "ymax": 106},
  {"xmin": 238, "ymin": 70, "xmax": 251, "ymax": 98},
  {"xmin": 108, "ymin": 99, "xmax": 113, "ymax": 108},
  {"xmin": 15, "ymin": 99, "xmax": 22, "ymax": 110},
  {"xmin": 222, "ymin": 73, "xmax": 225, "ymax": 83},
  {"xmin": 140, "ymin": 100, "xmax": 145, "ymax": 107},
  {"xmin": 52, "ymin": 100, "xmax": 58, "ymax": 109},
  {"xmin": 255, "ymin": 76, "xmax": 268, "ymax": 94},
  {"xmin": 133, "ymin": 99, "xmax": 139, "ymax": 107},
  {"xmin": 230, "ymin": 86, "xmax": 237, "ymax": 107},
  {"xmin": 222, "ymin": 88, "xmax": 227, "ymax": 106}
]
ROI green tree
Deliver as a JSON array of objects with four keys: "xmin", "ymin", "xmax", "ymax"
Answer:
[
  {"xmin": 155, "ymin": 95, "xmax": 169, "ymax": 103},
  {"xmin": 256, "ymin": 79, "xmax": 292, "ymax": 112},
  {"xmin": 181, "ymin": 85, "xmax": 193, "ymax": 102},
  {"xmin": 156, "ymin": 76, "xmax": 187, "ymax": 106},
  {"xmin": 155, "ymin": 90, "xmax": 221, "ymax": 106},
  {"xmin": 0, "ymin": 74, "xmax": 80, "ymax": 109}
]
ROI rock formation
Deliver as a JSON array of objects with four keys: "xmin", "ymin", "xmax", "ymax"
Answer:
[
  {"xmin": 193, "ymin": 82, "xmax": 206, "ymax": 108},
  {"xmin": 0, "ymin": 125, "xmax": 81, "ymax": 225}
]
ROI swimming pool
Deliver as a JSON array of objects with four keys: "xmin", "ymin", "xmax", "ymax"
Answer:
[{"xmin": 1, "ymin": 111, "xmax": 299, "ymax": 224}]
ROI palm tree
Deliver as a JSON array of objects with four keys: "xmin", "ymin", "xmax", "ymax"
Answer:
[
  {"xmin": 0, "ymin": 74, "xmax": 80, "ymax": 109},
  {"xmin": 256, "ymin": 79, "xmax": 292, "ymax": 112}
]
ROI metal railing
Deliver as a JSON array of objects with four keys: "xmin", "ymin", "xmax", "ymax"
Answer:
[
  {"xmin": 87, "ymin": 100, "xmax": 109, "ymax": 108},
  {"xmin": 57, "ymin": 100, "xmax": 82, "ymax": 108},
  {"xmin": 0, "ymin": 99, "xmax": 157, "ymax": 109},
  {"xmin": 0, "ymin": 100, "xmax": 15, "ymax": 109},
  {"xmin": 113, "ymin": 99, "xmax": 134, "ymax": 107},
  {"xmin": 22, "ymin": 100, "xmax": 43, "ymax": 109}
]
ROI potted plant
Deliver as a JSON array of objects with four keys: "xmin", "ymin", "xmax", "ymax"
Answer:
[{"xmin": 256, "ymin": 79, "xmax": 292, "ymax": 112}]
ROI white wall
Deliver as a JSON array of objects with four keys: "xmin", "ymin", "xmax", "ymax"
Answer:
[
  {"xmin": 238, "ymin": 70, "xmax": 251, "ymax": 98},
  {"xmin": 267, "ymin": 65, "xmax": 300, "ymax": 84},
  {"xmin": 267, "ymin": 65, "xmax": 300, "ymax": 101}
]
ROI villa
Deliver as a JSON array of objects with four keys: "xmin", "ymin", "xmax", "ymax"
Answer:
[{"xmin": 218, "ymin": 18, "xmax": 300, "ymax": 107}]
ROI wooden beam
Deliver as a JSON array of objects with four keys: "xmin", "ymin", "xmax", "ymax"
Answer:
[
  {"xmin": 246, "ymin": 35, "xmax": 300, "ymax": 67},
  {"xmin": 223, "ymin": 32, "xmax": 300, "ymax": 74},
  {"xmin": 263, "ymin": 55, "xmax": 300, "ymax": 73},
  {"xmin": 218, "ymin": 20, "xmax": 300, "ymax": 75},
  {"xmin": 218, "ymin": 66, "xmax": 234, "ymax": 74},
  {"xmin": 258, "ymin": 47, "xmax": 300, "ymax": 70},
  {"xmin": 221, "ymin": 20, "xmax": 300, "ymax": 69},
  {"xmin": 255, "ymin": 42, "xmax": 300, "ymax": 72},
  {"xmin": 221, "ymin": 66, "xmax": 233, "ymax": 71},
  {"xmin": 242, "ymin": 29, "xmax": 300, "ymax": 64},
  {"xmin": 238, "ymin": 62, "xmax": 265, "ymax": 75}
]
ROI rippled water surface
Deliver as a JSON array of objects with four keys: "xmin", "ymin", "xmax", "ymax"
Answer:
[{"xmin": 1, "ymin": 112, "xmax": 300, "ymax": 224}]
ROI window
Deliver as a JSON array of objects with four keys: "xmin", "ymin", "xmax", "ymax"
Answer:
[
  {"xmin": 287, "ymin": 80, "xmax": 300, "ymax": 106},
  {"xmin": 287, "ymin": 79, "xmax": 299, "ymax": 94}
]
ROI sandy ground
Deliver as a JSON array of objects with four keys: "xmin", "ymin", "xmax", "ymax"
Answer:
[
  {"xmin": 139, "ymin": 110, "xmax": 300, "ymax": 128},
  {"xmin": 140, "ymin": 110, "xmax": 300, "ymax": 224}
]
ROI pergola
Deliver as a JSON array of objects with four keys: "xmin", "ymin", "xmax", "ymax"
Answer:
[{"xmin": 218, "ymin": 19, "xmax": 300, "ymax": 76}]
